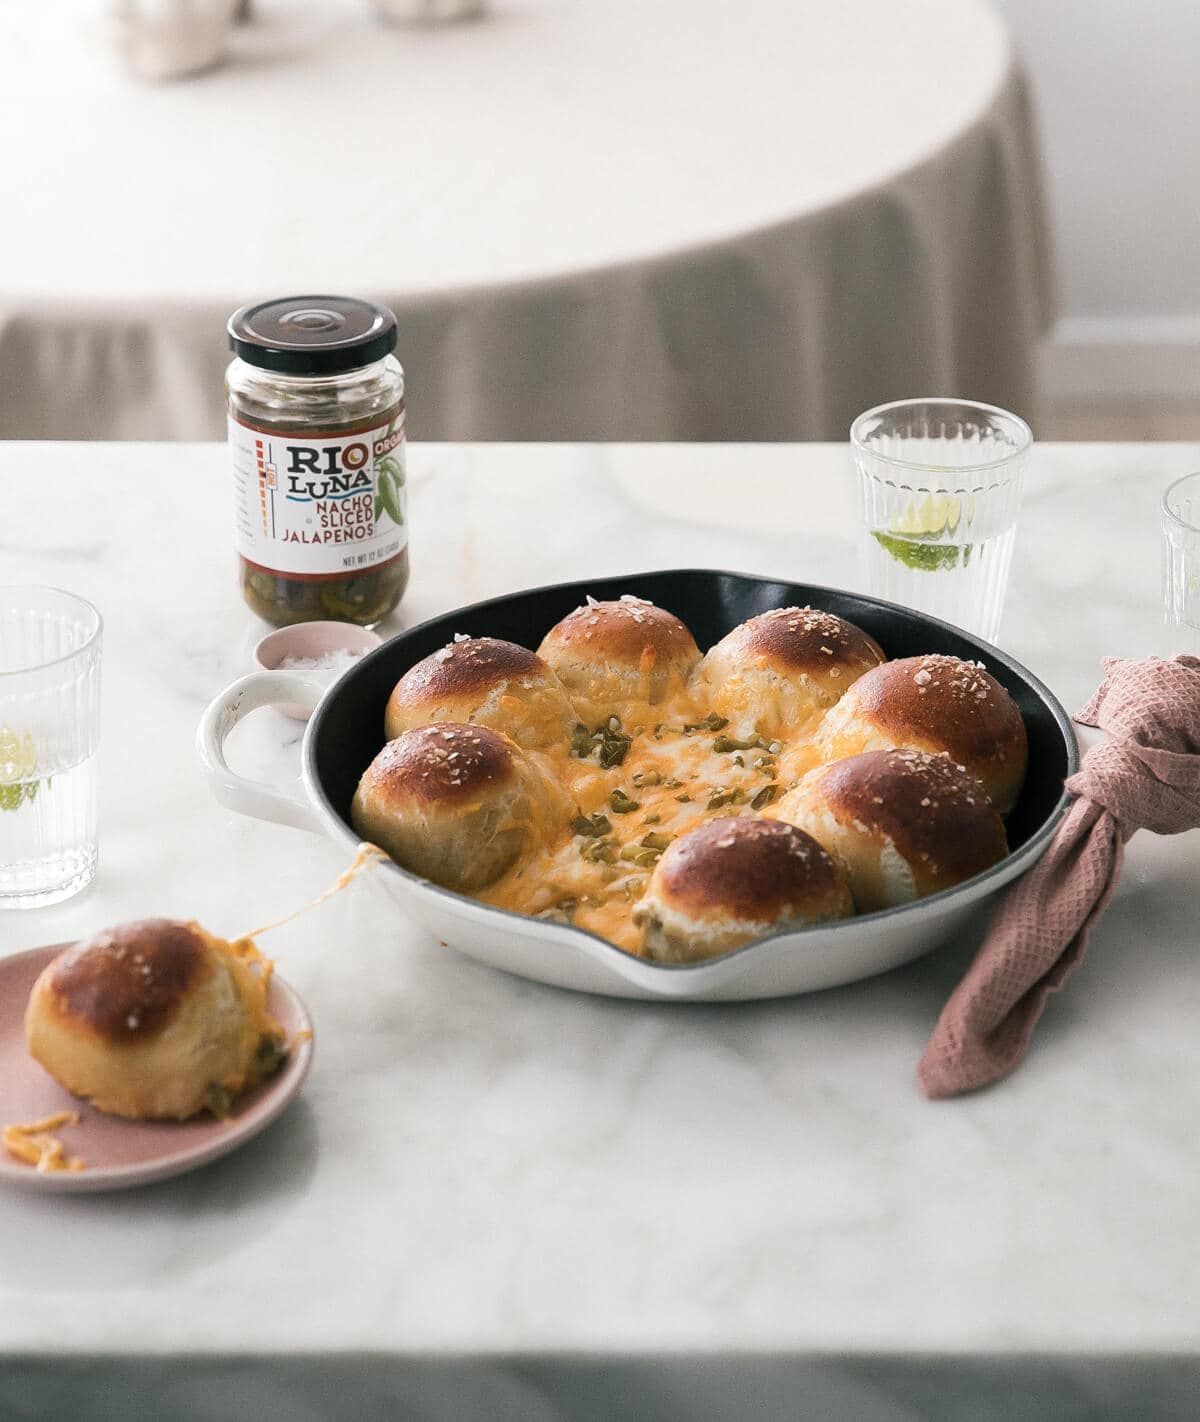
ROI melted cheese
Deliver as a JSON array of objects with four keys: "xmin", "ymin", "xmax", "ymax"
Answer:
[
  {"xmin": 3, "ymin": 1112, "xmax": 84, "ymax": 1174},
  {"xmin": 211, "ymin": 930, "xmax": 285, "ymax": 1044},
  {"xmin": 475, "ymin": 687, "xmax": 825, "ymax": 955},
  {"xmin": 242, "ymin": 843, "xmax": 389, "ymax": 941}
]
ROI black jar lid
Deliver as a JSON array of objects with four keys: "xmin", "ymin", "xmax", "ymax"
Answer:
[{"xmin": 227, "ymin": 296, "xmax": 398, "ymax": 375}]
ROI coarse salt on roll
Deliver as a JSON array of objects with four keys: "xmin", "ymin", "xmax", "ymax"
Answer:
[
  {"xmin": 812, "ymin": 654, "xmax": 1028, "ymax": 814},
  {"xmin": 690, "ymin": 605, "xmax": 885, "ymax": 740},
  {"xmin": 773, "ymin": 748, "xmax": 1007, "ymax": 913},
  {"xmin": 25, "ymin": 920, "xmax": 286, "ymax": 1121},
  {"xmin": 537, "ymin": 596, "xmax": 700, "ymax": 729},
  {"xmin": 633, "ymin": 816, "xmax": 853, "ymax": 963},
  {"xmin": 384, "ymin": 636, "xmax": 577, "ymax": 751},
  {"xmin": 352, "ymin": 723, "xmax": 564, "ymax": 892}
]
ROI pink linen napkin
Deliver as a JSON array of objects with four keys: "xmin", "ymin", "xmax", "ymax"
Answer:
[{"xmin": 918, "ymin": 654, "xmax": 1200, "ymax": 1099}]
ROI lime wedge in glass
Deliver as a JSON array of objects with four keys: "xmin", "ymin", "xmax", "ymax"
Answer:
[
  {"xmin": 871, "ymin": 531, "xmax": 972, "ymax": 572},
  {"xmin": 896, "ymin": 492, "xmax": 962, "ymax": 536},
  {"xmin": 872, "ymin": 490, "xmax": 974, "ymax": 571},
  {"xmin": 0, "ymin": 729, "xmax": 40, "ymax": 812}
]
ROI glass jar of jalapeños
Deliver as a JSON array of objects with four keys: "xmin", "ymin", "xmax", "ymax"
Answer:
[{"xmin": 226, "ymin": 295, "xmax": 409, "ymax": 627}]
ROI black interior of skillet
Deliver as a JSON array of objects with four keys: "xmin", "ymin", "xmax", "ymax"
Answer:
[{"xmin": 308, "ymin": 569, "xmax": 1077, "ymax": 855}]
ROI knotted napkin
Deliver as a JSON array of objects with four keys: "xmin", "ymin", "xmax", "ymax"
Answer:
[{"xmin": 919, "ymin": 654, "xmax": 1200, "ymax": 1099}]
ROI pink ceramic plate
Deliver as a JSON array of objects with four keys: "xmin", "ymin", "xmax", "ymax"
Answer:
[{"xmin": 0, "ymin": 943, "xmax": 314, "ymax": 1194}]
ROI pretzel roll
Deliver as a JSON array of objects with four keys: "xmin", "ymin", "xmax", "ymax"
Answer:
[
  {"xmin": 772, "ymin": 749, "xmax": 1007, "ymax": 913},
  {"xmin": 813, "ymin": 654, "xmax": 1028, "ymax": 814},
  {"xmin": 384, "ymin": 637, "xmax": 576, "ymax": 751},
  {"xmin": 691, "ymin": 606, "xmax": 885, "ymax": 739},
  {"xmin": 352, "ymin": 723, "xmax": 562, "ymax": 892},
  {"xmin": 537, "ymin": 597, "xmax": 701, "ymax": 727},
  {"xmin": 632, "ymin": 817, "xmax": 853, "ymax": 963},
  {"xmin": 24, "ymin": 920, "xmax": 287, "ymax": 1121}
]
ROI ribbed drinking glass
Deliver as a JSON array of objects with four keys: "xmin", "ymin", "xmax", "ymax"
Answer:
[
  {"xmin": 851, "ymin": 398, "xmax": 1032, "ymax": 643},
  {"xmin": 0, "ymin": 588, "xmax": 102, "ymax": 908},
  {"xmin": 1162, "ymin": 472, "xmax": 1200, "ymax": 656}
]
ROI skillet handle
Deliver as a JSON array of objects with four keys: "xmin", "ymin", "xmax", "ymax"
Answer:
[{"xmin": 196, "ymin": 671, "xmax": 329, "ymax": 833}]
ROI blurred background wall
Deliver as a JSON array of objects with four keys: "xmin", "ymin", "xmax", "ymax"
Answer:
[{"xmin": 996, "ymin": 0, "xmax": 1200, "ymax": 435}]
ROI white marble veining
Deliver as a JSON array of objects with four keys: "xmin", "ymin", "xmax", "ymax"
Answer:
[{"xmin": 2, "ymin": 442, "xmax": 1199, "ymax": 1415}]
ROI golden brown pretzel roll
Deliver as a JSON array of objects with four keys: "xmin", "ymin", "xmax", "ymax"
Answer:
[
  {"xmin": 772, "ymin": 749, "xmax": 1007, "ymax": 913},
  {"xmin": 691, "ymin": 606, "xmax": 885, "ymax": 739},
  {"xmin": 352, "ymin": 723, "xmax": 562, "ymax": 892},
  {"xmin": 812, "ymin": 653, "xmax": 1028, "ymax": 814},
  {"xmin": 633, "ymin": 817, "xmax": 853, "ymax": 963},
  {"xmin": 384, "ymin": 637, "xmax": 577, "ymax": 751},
  {"xmin": 536, "ymin": 597, "xmax": 701, "ymax": 727},
  {"xmin": 24, "ymin": 920, "xmax": 287, "ymax": 1121}
]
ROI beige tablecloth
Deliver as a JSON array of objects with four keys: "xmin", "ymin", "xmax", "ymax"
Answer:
[{"xmin": 0, "ymin": 0, "xmax": 1052, "ymax": 441}]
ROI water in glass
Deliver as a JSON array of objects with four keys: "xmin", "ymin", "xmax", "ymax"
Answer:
[{"xmin": 0, "ymin": 589, "xmax": 102, "ymax": 909}]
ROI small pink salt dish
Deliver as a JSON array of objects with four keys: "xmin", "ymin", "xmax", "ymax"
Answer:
[{"xmin": 253, "ymin": 622, "xmax": 383, "ymax": 720}]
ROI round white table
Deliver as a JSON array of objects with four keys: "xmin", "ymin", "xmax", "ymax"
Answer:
[
  {"xmin": 1, "ymin": 439, "xmax": 1196, "ymax": 1418},
  {"xmin": 0, "ymin": 0, "xmax": 1052, "ymax": 441}
]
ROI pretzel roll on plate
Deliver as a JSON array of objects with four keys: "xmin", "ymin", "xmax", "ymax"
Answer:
[
  {"xmin": 352, "ymin": 723, "xmax": 563, "ymax": 892},
  {"xmin": 691, "ymin": 606, "xmax": 885, "ymax": 739},
  {"xmin": 813, "ymin": 653, "xmax": 1028, "ymax": 814},
  {"xmin": 384, "ymin": 637, "xmax": 576, "ymax": 751},
  {"xmin": 772, "ymin": 749, "xmax": 1007, "ymax": 913},
  {"xmin": 632, "ymin": 817, "xmax": 853, "ymax": 963},
  {"xmin": 537, "ymin": 596, "xmax": 701, "ymax": 727},
  {"xmin": 24, "ymin": 920, "xmax": 287, "ymax": 1121}
]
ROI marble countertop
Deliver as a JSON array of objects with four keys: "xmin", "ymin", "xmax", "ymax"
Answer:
[{"xmin": 2, "ymin": 442, "xmax": 1198, "ymax": 1415}]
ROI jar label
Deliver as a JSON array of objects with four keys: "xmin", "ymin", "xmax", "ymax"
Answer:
[{"xmin": 228, "ymin": 408, "xmax": 407, "ymax": 580}]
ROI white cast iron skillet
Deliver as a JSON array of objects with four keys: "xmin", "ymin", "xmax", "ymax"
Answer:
[{"xmin": 198, "ymin": 569, "xmax": 1078, "ymax": 1002}]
